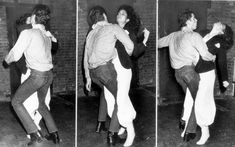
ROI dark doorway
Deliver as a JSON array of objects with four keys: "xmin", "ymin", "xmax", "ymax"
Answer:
[{"xmin": 158, "ymin": 0, "xmax": 211, "ymax": 103}]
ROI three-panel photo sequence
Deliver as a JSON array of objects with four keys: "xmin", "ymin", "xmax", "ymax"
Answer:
[{"xmin": 0, "ymin": 0, "xmax": 235, "ymax": 147}]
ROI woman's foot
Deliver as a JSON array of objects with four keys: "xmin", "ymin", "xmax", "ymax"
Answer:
[
  {"xmin": 123, "ymin": 123, "xmax": 135, "ymax": 147},
  {"xmin": 196, "ymin": 126, "xmax": 210, "ymax": 145},
  {"xmin": 118, "ymin": 127, "xmax": 126, "ymax": 136}
]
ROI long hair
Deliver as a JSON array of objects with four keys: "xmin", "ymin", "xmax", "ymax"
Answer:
[
  {"xmin": 222, "ymin": 25, "xmax": 234, "ymax": 50},
  {"xmin": 117, "ymin": 5, "xmax": 141, "ymax": 36},
  {"xmin": 16, "ymin": 13, "xmax": 31, "ymax": 25}
]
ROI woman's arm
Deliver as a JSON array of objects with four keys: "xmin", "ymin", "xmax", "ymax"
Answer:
[
  {"xmin": 131, "ymin": 28, "xmax": 150, "ymax": 58},
  {"xmin": 216, "ymin": 40, "xmax": 229, "ymax": 87}
]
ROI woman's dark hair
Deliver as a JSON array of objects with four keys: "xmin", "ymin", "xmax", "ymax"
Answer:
[
  {"xmin": 88, "ymin": 5, "xmax": 107, "ymax": 27},
  {"xmin": 178, "ymin": 9, "xmax": 194, "ymax": 28},
  {"xmin": 221, "ymin": 24, "xmax": 234, "ymax": 50},
  {"xmin": 117, "ymin": 5, "xmax": 141, "ymax": 36},
  {"xmin": 32, "ymin": 4, "xmax": 50, "ymax": 25},
  {"xmin": 16, "ymin": 13, "xmax": 31, "ymax": 25}
]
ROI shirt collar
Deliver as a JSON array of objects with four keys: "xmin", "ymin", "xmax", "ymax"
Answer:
[
  {"xmin": 92, "ymin": 21, "xmax": 109, "ymax": 29},
  {"xmin": 181, "ymin": 27, "xmax": 193, "ymax": 33},
  {"xmin": 32, "ymin": 24, "xmax": 46, "ymax": 32}
]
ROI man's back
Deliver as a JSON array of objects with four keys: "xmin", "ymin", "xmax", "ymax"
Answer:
[
  {"xmin": 159, "ymin": 30, "xmax": 208, "ymax": 69},
  {"xmin": 86, "ymin": 22, "xmax": 133, "ymax": 69}
]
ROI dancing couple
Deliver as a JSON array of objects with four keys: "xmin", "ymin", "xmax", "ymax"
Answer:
[
  {"xmin": 2, "ymin": 4, "xmax": 60, "ymax": 146},
  {"xmin": 158, "ymin": 9, "xmax": 234, "ymax": 145},
  {"xmin": 84, "ymin": 5, "xmax": 150, "ymax": 147}
]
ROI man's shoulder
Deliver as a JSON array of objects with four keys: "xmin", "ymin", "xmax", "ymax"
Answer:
[
  {"xmin": 19, "ymin": 29, "xmax": 34, "ymax": 36},
  {"xmin": 105, "ymin": 23, "xmax": 121, "ymax": 30},
  {"xmin": 184, "ymin": 31, "xmax": 201, "ymax": 39}
]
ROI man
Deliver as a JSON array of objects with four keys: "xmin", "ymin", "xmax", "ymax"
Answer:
[
  {"xmin": 83, "ymin": 6, "xmax": 134, "ymax": 146},
  {"xmin": 158, "ymin": 9, "xmax": 215, "ymax": 142},
  {"xmin": 3, "ymin": 4, "xmax": 60, "ymax": 146}
]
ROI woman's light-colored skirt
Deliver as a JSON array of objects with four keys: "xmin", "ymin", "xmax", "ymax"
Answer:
[
  {"xmin": 22, "ymin": 69, "xmax": 51, "ymax": 130},
  {"xmin": 104, "ymin": 56, "xmax": 136, "ymax": 127},
  {"xmin": 182, "ymin": 70, "xmax": 216, "ymax": 126}
]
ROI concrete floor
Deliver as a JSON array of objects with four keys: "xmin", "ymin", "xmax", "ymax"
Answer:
[
  {"xmin": 77, "ymin": 86, "xmax": 156, "ymax": 147},
  {"xmin": 0, "ymin": 94, "xmax": 75, "ymax": 147},
  {"xmin": 158, "ymin": 97, "xmax": 235, "ymax": 147}
]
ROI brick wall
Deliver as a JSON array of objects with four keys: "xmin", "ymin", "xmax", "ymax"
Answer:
[
  {"xmin": 0, "ymin": 0, "xmax": 76, "ymax": 101},
  {"xmin": 77, "ymin": 0, "xmax": 156, "ymax": 96},
  {"xmin": 77, "ymin": 0, "xmax": 88, "ymax": 96},
  {"xmin": 207, "ymin": 1, "xmax": 235, "ymax": 96},
  {"xmin": 0, "ymin": 6, "xmax": 10, "ymax": 101},
  {"xmin": 134, "ymin": 0, "xmax": 156, "ymax": 86},
  {"xmin": 49, "ymin": 0, "xmax": 76, "ymax": 93}
]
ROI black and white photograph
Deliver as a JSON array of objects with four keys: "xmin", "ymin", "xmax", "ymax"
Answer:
[
  {"xmin": 0, "ymin": 0, "xmax": 75, "ymax": 146},
  {"xmin": 77, "ymin": 0, "xmax": 156, "ymax": 147},
  {"xmin": 158, "ymin": 0, "xmax": 235, "ymax": 147}
]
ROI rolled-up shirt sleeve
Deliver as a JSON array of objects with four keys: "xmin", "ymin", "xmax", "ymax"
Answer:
[
  {"xmin": 83, "ymin": 44, "xmax": 90, "ymax": 79},
  {"xmin": 113, "ymin": 25, "xmax": 134, "ymax": 55},
  {"xmin": 192, "ymin": 33, "xmax": 208, "ymax": 54},
  {"xmin": 158, "ymin": 33, "xmax": 173, "ymax": 48},
  {"xmin": 5, "ymin": 30, "xmax": 31, "ymax": 64},
  {"xmin": 192, "ymin": 32, "xmax": 214, "ymax": 61}
]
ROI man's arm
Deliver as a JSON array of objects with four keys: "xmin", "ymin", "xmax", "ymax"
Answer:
[
  {"xmin": 158, "ymin": 33, "xmax": 173, "ymax": 48},
  {"xmin": 5, "ymin": 30, "xmax": 31, "ymax": 64},
  {"xmin": 192, "ymin": 33, "xmax": 215, "ymax": 61},
  {"xmin": 113, "ymin": 25, "xmax": 134, "ymax": 55},
  {"xmin": 83, "ymin": 43, "xmax": 91, "ymax": 91}
]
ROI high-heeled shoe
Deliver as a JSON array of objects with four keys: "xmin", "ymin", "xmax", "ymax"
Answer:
[
  {"xmin": 107, "ymin": 131, "xmax": 125, "ymax": 147},
  {"xmin": 45, "ymin": 131, "xmax": 61, "ymax": 144},
  {"xmin": 28, "ymin": 131, "xmax": 43, "ymax": 146},
  {"xmin": 124, "ymin": 123, "xmax": 135, "ymax": 147},
  {"xmin": 95, "ymin": 121, "xmax": 107, "ymax": 133},
  {"xmin": 179, "ymin": 119, "xmax": 185, "ymax": 130},
  {"xmin": 196, "ymin": 126, "xmax": 210, "ymax": 145}
]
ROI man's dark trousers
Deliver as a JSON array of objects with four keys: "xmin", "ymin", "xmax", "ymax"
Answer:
[
  {"xmin": 90, "ymin": 62, "xmax": 119, "ymax": 132},
  {"xmin": 175, "ymin": 65, "xmax": 200, "ymax": 134}
]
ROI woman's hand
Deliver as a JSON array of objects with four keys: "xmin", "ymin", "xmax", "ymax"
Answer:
[{"xmin": 143, "ymin": 28, "xmax": 150, "ymax": 46}]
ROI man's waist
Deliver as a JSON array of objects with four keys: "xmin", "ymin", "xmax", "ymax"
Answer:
[{"xmin": 88, "ymin": 60, "xmax": 113, "ymax": 69}]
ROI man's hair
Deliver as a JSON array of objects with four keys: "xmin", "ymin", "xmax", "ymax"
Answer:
[
  {"xmin": 88, "ymin": 5, "xmax": 107, "ymax": 26},
  {"xmin": 178, "ymin": 9, "xmax": 194, "ymax": 28},
  {"xmin": 32, "ymin": 4, "xmax": 50, "ymax": 25}
]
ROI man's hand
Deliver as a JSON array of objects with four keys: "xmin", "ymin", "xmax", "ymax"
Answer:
[
  {"xmin": 46, "ymin": 31, "xmax": 57, "ymax": 42},
  {"xmin": 202, "ymin": 52, "xmax": 216, "ymax": 61},
  {"xmin": 223, "ymin": 81, "xmax": 229, "ymax": 88},
  {"xmin": 2, "ymin": 60, "xmax": 9, "ymax": 69},
  {"xmin": 85, "ymin": 77, "xmax": 91, "ymax": 92}
]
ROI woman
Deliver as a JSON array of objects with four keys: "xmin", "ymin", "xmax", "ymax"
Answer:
[
  {"xmin": 104, "ymin": 5, "xmax": 150, "ymax": 147},
  {"xmin": 181, "ymin": 22, "xmax": 234, "ymax": 145}
]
